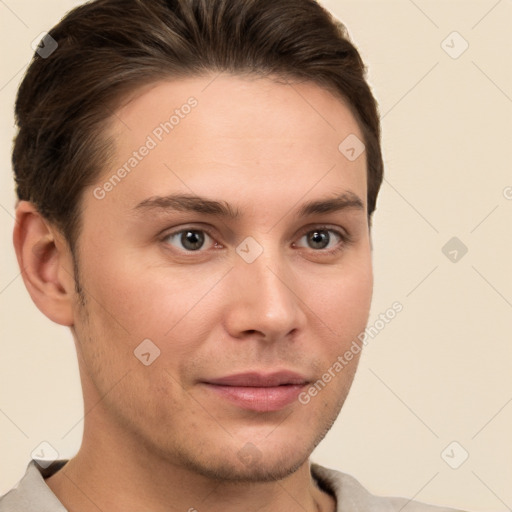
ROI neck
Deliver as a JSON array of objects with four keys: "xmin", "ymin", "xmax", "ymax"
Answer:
[{"xmin": 45, "ymin": 415, "xmax": 335, "ymax": 512}]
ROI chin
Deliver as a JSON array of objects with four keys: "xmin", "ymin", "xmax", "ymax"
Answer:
[
  {"xmin": 161, "ymin": 432, "xmax": 314, "ymax": 483},
  {"xmin": 183, "ymin": 450, "xmax": 309, "ymax": 483}
]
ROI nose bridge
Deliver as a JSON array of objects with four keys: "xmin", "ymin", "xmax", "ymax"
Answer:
[{"xmin": 225, "ymin": 237, "xmax": 304, "ymax": 339}]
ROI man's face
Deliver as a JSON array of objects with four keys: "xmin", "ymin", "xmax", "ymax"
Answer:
[{"xmin": 72, "ymin": 74, "xmax": 372, "ymax": 481}]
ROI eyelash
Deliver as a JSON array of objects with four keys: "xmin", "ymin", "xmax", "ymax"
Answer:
[{"xmin": 161, "ymin": 225, "xmax": 352, "ymax": 257}]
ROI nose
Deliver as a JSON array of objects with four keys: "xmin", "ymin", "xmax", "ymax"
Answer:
[{"xmin": 223, "ymin": 243, "xmax": 307, "ymax": 342}]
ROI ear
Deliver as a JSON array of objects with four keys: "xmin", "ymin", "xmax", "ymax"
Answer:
[{"xmin": 13, "ymin": 201, "xmax": 76, "ymax": 326}]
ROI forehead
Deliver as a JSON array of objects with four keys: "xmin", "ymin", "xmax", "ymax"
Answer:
[
  {"xmin": 112, "ymin": 74, "xmax": 364, "ymax": 152},
  {"xmin": 91, "ymin": 74, "xmax": 367, "ymax": 218}
]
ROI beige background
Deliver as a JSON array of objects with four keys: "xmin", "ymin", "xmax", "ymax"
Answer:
[{"xmin": 1, "ymin": 1, "xmax": 511, "ymax": 510}]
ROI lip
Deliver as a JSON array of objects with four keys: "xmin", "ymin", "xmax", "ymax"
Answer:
[
  {"xmin": 205, "ymin": 371, "xmax": 309, "ymax": 387},
  {"xmin": 201, "ymin": 371, "xmax": 309, "ymax": 412}
]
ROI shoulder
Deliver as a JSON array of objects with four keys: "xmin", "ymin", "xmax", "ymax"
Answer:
[
  {"xmin": 0, "ymin": 460, "xmax": 68, "ymax": 512},
  {"xmin": 311, "ymin": 463, "xmax": 468, "ymax": 512}
]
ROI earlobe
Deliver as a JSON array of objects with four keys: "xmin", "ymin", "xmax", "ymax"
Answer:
[{"xmin": 13, "ymin": 201, "xmax": 76, "ymax": 327}]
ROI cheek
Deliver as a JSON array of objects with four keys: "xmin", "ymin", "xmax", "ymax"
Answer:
[
  {"xmin": 77, "ymin": 245, "xmax": 224, "ymax": 355},
  {"xmin": 77, "ymin": 228, "xmax": 372, "ymax": 365},
  {"xmin": 303, "ymin": 250, "xmax": 373, "ymax": 340}
]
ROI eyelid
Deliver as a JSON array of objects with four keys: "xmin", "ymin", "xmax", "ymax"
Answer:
[
  {"xmin": 295, "ymin": 223, "xmax": 349, "ymax": 240},
  {"xmin": 293, "ymin": 224, "xmax": 351, "ymax": 254},
  {"xmin": 160, "ymin": 225, "xmax": 221, "ymax": 252},
  {"xmin": 160, "ymin": 223, "xmax": 217, "ymax": 239},
  {"xmin": 160, "ymin": 223, "xmax": 351, "ymax": 254}
]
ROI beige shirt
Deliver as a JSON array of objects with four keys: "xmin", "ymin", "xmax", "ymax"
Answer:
[{"xmin": 0, "ymin": 459, "xmax": 465, "ymax": 512}]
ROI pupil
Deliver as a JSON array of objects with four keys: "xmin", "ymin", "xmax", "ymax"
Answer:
[
  {"xmin": 309, "ymin": 231, "xmax": 329, "ymax": 249},
  {"xmin": 182, "ymin": 230, "xmax": 204, "ymax": 250}
]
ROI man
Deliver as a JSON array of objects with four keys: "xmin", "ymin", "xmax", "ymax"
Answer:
[{"xmin": 0, "ymin": 0, "xmax": 465, "ymax": 511}]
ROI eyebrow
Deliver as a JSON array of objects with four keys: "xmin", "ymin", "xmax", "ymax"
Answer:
[
  {"xmin": 134, "ymin": 194, "xmax": 241, "ymax": 218},
  {"xmin": 297, "ymin": 192, "xmax": 364, "ymax": 217},
  {"xmin": 133, "ymin": 192, "xmax": 364, "ymax": 219}
]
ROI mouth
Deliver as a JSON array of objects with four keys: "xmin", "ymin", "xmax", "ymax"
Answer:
[{"xmin": 200, "ymin": 371, "xmax": 310, "ymax": 412}]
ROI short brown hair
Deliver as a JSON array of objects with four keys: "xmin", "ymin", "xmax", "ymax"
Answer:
[{"xmin": 13, "ymin": 0, "xmax": 383, "ymax": 250}]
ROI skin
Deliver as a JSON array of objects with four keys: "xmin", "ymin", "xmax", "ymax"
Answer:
[{"xmin": 14, "ymin": 74, "xmax": 373, "ymax": 512}]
